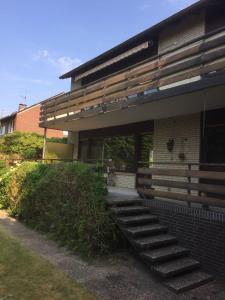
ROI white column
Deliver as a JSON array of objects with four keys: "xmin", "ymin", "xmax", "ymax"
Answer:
[{"xmin": 67, "ymin": 131, "xmax": 79, "ymax": 160}]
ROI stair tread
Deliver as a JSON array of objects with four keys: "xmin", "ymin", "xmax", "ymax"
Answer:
[
  {"xmin": 125, "ymin": 224, "xmax": 166, "ymax": 235},
  {"xmin": 134, "ymin": 234, "xmax": 177, "ymax": 248},
  {"xmin": 142, "ymin": 245, "xmax": 189, "ymax": 262},
  {"xmin": 107, "ymin": 198, "xmax": 142, "ymax": 206},
  {"xmin": 111, "ymin": 206, "xmax": 149, "ymax": 214},
  {"xmin": 117, "ymin": 214, "xmax": 158, "ymax": 224},
  {"xmin": 154, "ymin": 257, "xmax": 200, "ymax": 276},
  {"xmin": 165, "ymin": 270, "xmax": 213, "ymax": 293}
]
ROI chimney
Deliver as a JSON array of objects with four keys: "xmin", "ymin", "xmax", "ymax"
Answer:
[{"xmin": 18, "ymin": 103, "xmax": 27, "ymax": 111}]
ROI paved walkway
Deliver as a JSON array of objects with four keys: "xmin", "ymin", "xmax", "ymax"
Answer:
[{"xmin": 0, "ymin": 210, "xmax": 225, "ymax": 300}]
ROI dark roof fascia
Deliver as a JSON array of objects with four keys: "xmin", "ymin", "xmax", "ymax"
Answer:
[
  {"xmin": 60, "ymin": 0, "xmax": 208, "ymax": 80},
  {"xmin": 0, "ymin": 112, "xmax": 17, "ymax": 123}
]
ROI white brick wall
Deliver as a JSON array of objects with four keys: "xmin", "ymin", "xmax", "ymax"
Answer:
[
  {"xmin": 112, "ymin": 172, "xmax": 136, "ymax": 189},
  {"xmin": 153, "ymin": 113, "xmax": 201, "ymax": 195},
  {"xmin": 153, "ymin": 113, "xmax": 200, "ymax": 163},
  {"xmin": 68, "ymin": 131, "xmax": 79, "ymax": 159},
  {"xmin": 159, "ymin": 13, "xmax": 205, "ymax": 54}
]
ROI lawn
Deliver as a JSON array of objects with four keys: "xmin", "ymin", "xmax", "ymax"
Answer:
[{"xmin": 0, "ymin": 225, "xmax": 98, "ymax": 300}]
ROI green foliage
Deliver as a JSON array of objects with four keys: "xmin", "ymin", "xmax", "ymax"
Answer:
[
  {"xmin": 1, "ymin": 161, "xmax": 122, "ymax": 257},
  {"xmin": 104, "ymin": 136, "xmax": 135, "ymax": 171},
  {"xmin": 0, "ymin": 161, "xmax": 9, "ymax": 177},
  {"xmin": 47, "ymin": 137, "xmax": 68, "ymax": 144},
  {"xmin": 0, "ymin": 170, "xmax": 13, "ymax": 209},
  {"xmin": 0, "ymin": 131, "xmax": 43, "ymax": 159}
]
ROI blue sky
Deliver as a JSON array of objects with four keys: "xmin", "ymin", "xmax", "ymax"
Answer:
[{"xmin": 0, "ymin": 0, "xmax": 196, "ymax": 116}]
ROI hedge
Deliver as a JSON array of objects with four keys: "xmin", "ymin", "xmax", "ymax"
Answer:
[{"xmin": 0, "ymin": 162, "xmax": 122, "ymax": 257}]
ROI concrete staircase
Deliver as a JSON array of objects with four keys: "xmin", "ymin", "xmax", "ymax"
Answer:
[{"xmin": 108, "ymin": 196, "xmax": 213, "ymax": 293}]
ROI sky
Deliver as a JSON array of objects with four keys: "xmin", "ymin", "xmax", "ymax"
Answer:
[{"xmin": 0, "ymin": 0, "xmax": 197, "ymax": 116}]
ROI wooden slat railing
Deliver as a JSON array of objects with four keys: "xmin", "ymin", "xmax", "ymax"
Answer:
[
  {"xmin": 40, "ymin": 26, "xmax": 225, "ymax": 126},
  {"xmin": 137, "ymin": 164, "xmax": 225, "ymax": 209}
]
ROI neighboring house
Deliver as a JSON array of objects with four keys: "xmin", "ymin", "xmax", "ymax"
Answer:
[
  {"xmin": 0, "ymin": 97, "xmax": 66, "ymax": 138},
  {"xmin": 40, "ymin": 0, "xmax": 225, "ymax": 279}
]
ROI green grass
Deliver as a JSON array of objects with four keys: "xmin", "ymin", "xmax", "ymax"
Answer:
[{"xmin": 0, "ymin": 225, "xmax": 98, "ymax": 300}]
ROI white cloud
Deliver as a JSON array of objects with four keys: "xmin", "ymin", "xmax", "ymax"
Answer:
[{"xmin": 34, "ymin": 50, "xmax": 82, "ymax": 74}]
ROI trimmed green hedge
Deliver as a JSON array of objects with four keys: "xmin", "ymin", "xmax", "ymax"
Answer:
[{"xmin": 0, "ymin": 162, "xmax": 122, "ymax": 257}]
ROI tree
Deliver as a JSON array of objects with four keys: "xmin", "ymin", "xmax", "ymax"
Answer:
[{"xmin": 0, "ymin": 132, "xmax": 43, "ymax": 159}]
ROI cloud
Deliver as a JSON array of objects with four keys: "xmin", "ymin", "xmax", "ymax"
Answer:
[{"xmin": 33, "ymin": 50, "xmax": 82, "ymax": 74}]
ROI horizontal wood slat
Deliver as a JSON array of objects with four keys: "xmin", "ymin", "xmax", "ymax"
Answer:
[
  {"xmin": 138, "ymin": 178, "xmax": 225, "ymax": 195},
  {"xmin": 137, "ymin": 167, "xmax": 225, "ymax": 181},
  {"xmin": 138, "ymin": 188, "xmax": 225, "ymax": 209},
  {"xmin": 40, "ymin": 28, "xmax": 225, "ymax": 125}
]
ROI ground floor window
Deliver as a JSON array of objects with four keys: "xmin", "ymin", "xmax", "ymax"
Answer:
[{"xmin": 79, "ymin": 133, "xmax": 153, "ymax": 172}]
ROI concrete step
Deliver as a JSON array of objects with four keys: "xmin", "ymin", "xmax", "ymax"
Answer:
[
  {"xmin": 134, "ymin": 234, "xmax": 177, "ymax": 250},
  {"xmin": 124, "ymin": 224, "xmax": 167, "ymax": 237},
  {"xmin": 165, "ymin": 271, "xmax": 213, "ymax": 293},
  {"xmin": 142, "ymin": 245, "xmax": 189, "ymax": 263},
  {"xmin": 107, "ymin": 198, "xmax": 143, "ymax": 207},
  {"xmin": 117, "ymin": 214, "xmax": 158, "ymax": 225},
  {"xmin": 110, "ymin": 206, "xmax": 150, "ymax": 216},
  {"xmin": 153, "ymin": 257, "xmax": 200, "ymax": 278}
]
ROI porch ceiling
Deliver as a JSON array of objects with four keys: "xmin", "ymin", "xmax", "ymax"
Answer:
[{"xmin": 47, "ymin": 83, "xmax": 225, "ymax": 132}]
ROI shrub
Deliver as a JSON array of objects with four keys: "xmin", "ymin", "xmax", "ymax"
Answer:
[
  {"xmin": 0, "ymin": 131, "xmax": 43, "ymax": 159},
  {"xmin": 2, "ymin": 162, "xmax": 122, "ymax": 257},
  {"xmin": 0, "ymin": 170, "xmax": 13, "ymax": 209},
  {"xmin": 0, "ymin": 160, "xmax": 10, "ymax": 177}
]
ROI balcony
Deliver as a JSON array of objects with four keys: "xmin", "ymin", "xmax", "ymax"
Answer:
[{"xmin": 40, "ymin": 26, "xmax": 225, "ymax": 129}]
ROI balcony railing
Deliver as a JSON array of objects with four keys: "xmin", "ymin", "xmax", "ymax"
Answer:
[
  {"xmin": 40, "ymin": 26, "xmax": 225, "ymax": 127},
  {"xmin": 137, "ymin": 162, "xmax": 225, "ymax": 209}
]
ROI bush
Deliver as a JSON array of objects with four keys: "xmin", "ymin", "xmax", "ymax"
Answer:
[
  {"xmin": 0, "ymin": 131, "xmax": 43, "ymax": 159},
  {"xmin": 0, "ymin": 170, "xmax": 13, "ymax": 209},
  {"xmin": 0, "ymin": 161, "xmax": 10, "ymax": 177},
  {"xmin": 1, "ymin": 162, "xmax": 122, "ymax": 257}
]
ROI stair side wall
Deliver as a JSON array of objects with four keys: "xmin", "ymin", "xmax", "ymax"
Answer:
[{"xmin": 144, "ymin": 198, "xmax": 225, "ymax": 278}]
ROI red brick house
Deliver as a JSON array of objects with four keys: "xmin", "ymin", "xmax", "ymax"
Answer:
[{"xmin": 0, "ymin": 97, "xmax": 65, "ymax": 138}]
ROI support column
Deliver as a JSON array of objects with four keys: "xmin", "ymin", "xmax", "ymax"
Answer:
[
  {"xmin": 42, "ymin": 128, "xmax": 47, "ymax": 159},
  {"xmin": 67, "ymin": 131, "xmax": 79, "ymax": 160}
]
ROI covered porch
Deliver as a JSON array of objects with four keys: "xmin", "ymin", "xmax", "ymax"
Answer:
[{"xmin": 59, "ymin": 80, "xmax": 225, "ymax": 191}]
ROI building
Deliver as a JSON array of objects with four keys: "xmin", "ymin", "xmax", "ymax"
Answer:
[
  {"xmin": 0, "ymin": 96, "xmax": 66, "ymax": 138},
  {"xmin": 40, "ymin": 0, "xmax": 225, "ymax": 280}
]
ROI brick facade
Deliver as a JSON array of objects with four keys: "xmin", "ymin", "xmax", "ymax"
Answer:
[
  {"xmin": 153, "ymin": 113, "xmax": 201, "ymax": 164},
  {"xmin": 15, "ymin": 104, "xmax": 64, "ymax": 138},
  {"xmin": 113, "ymin": 172, "xmax": 136, "ymax": 189},
  {"xmin": 153, "ymin": 113, "xmax": 201, "ymax": 195},
  {"xmin": 144, "ymin": 198, "xmax": 225, "ymax": 278}
]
